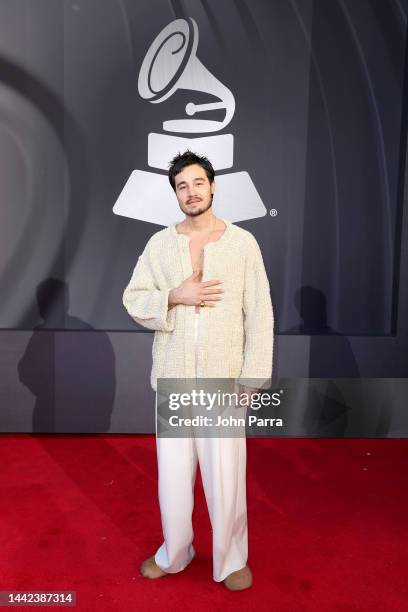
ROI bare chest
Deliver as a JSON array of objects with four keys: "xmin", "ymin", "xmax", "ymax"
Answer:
[
  {"xmin": 189, "ymin": 232, "xmax": 224, "ymax": 313},
  {"xmin": 188, "ymin": 231, "xmax": 225, "ymax": 272}
]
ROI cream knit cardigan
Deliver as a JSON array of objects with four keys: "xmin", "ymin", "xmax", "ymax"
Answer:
[{"xmin": 122, "ymin": 218, "xmax": 274, "ymax": 391}]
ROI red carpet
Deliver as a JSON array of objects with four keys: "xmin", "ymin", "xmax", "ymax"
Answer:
[{"xmin": 0, "ymin": 435, "xmax": 407, "ymax": 611}]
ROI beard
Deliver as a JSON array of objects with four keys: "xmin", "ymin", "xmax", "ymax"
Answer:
[{"xmin": 183, "ymin": 196, "xmax": 213, "ymax": 217}]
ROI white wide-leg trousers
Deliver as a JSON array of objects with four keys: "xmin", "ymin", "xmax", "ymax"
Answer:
[{"xmin": 154, "ymin": 313, "xmax": 248, "ymax": 582}]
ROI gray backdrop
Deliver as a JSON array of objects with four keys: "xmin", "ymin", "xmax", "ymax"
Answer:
[{"xmin": 1, "ymin": 0, "xmax": 408, "ymax": 433}]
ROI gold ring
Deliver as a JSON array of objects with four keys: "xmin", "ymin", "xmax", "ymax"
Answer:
[{"xmin": 200, "ymin": 300, "xmax": 205, "ymax": 307}]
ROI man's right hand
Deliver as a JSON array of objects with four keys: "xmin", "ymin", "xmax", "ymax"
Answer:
[{"xmin": 169, "ymin": 269, "xmax": 224, "ymax": 307}]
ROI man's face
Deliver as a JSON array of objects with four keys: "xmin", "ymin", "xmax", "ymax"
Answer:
[{"xmin": 174, "ymin": 163, "xmax": 215, "ymax": 217}]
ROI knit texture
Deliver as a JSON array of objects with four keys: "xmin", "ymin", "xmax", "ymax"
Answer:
[{"xmin": 122, "ymin": 218, "xmax": 274, "ymax": 391}]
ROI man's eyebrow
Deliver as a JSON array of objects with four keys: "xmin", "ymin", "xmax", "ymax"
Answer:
[{"xmin": 176, "ymin": 177, "xmax": 205, "ymax": 187}]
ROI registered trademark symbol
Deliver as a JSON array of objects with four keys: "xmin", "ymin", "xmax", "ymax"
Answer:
[{"xmin": 269, "ymin": 208, "xmax": 278, "ymax": 217}]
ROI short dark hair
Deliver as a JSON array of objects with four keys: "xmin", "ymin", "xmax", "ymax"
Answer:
[{"xmin": 168, "ymin": 150, "xmax": 215, "ymax": 192}]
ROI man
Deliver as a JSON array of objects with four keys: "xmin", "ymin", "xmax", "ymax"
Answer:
[{"xmin": 122, "ymin": 150, "xmax": 274, "ymax": 590}]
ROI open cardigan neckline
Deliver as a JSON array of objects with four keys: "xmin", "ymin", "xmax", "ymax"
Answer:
[{"xmin": 170, "ymin": 217, "xmax": 232, "ymax": 249}]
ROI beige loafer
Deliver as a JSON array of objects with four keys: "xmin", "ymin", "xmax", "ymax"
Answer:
[
  {"xmin": 223, "ymin": 565, "xmax": 253, "ymax": 591},
  {"xmin": 139, "ymin": 555, "xmax": 168, "ymax": 579}
]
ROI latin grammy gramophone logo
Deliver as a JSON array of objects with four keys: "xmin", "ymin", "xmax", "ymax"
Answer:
[{"xmin": 113, "ymin": 17, "xmax": 267, "ymax": 225}]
